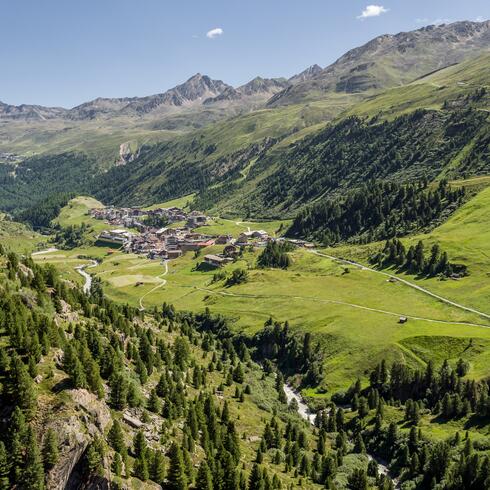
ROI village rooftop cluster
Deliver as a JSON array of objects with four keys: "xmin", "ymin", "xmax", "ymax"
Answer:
[{"xmin": 90, "ymin": 205, "xmax": 285, "ymax": 267}]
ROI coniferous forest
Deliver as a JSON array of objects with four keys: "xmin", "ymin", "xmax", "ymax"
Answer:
[
  {"xmin": 288, "ymin": 181, "xmax": 465, "ymax": 246},
  {"xmin": 1, "ymin": 242, "xmax": 489, "ymax": 489}
]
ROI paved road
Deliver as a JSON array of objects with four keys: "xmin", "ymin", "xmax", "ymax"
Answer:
[{"xmin": 310, "ymin": 250, "xmax": 490, "ymax": 323}]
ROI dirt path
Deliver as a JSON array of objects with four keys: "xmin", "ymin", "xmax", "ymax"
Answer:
[
  {"xmin": 310, "ymin": 250, "xmax": 490, "ymax": 323},
  {"xmin": 32, "ymin": 247, "xmax": 58, "ymax": 256},
  {"xmin": 139, "ymin": 260, "xmax": 168, "ymax": 311},
  {"xmin": 192, "ymin": 286, "xmax": 490, "ymax": 329}
]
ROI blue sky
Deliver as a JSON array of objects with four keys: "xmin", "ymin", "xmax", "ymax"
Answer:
[{"xmin": 1, "ymin": 0, "xmax": 489, "ymax": 108}]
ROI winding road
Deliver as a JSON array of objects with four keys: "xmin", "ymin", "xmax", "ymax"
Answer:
[
  {"xmin": 310, "ymin": 250, "xmax": 490, "ymax": 323},
  {"xmin": 138, "ymin": 260, "xmax": 168, "ymax": 311}
]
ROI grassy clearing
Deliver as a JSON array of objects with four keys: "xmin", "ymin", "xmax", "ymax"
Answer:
[
  {"xmin": 142, "ymin": 193, "xmax": 196, "ymax": 211},
  {"xmin": 194, "ymin": 217, "xmax": 291, "ymax": 237},
  {"xmin": 29, "ymin": 186, "xmax": 490, "ymax": 396}
]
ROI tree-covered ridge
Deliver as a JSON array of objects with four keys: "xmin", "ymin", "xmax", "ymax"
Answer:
[
  {"xmin": 287, "ymin": 181, "xmax": 465, "ymax": 245},
  {"xmin": 0, "ymin": 152, "xmax": 95, "ymax": 213},
  {"xmin": 238, "ymin": 109, "xmax": 486, "ymax": 217},
  {"xmin": 327, "ymin": 359, "xmax": 490, "ymax": 489},
  {"xmin": 0, "ymin": 245, "xmax": 331, "ymax": 489},
  {"xmin": 15, "ymin": 192, "xmax": 76, "ymax": 229}
]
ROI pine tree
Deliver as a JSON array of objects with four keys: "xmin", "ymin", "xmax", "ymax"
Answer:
[
  {"xmin": 196, "ymin": 460, "xmax": 213, "ymax": 490},
  {"xmin": 134, "ymin": 454, "xmax": 149, "ymax": 481},
  {"xmin": 112, "ymin": 452, "xmax": 123, "ymax": 478},
  {"xmin": 109, "ymin": 373, "xmax": 128, "ymax": 410},
  {"xmin": 42, "ymin": 428, "xmax": 59, "ymax": 469},
  {"xmin": 151, "ymin": 451, "xmax": 166, "ymax": 485},
  {"xmin": 11, "ymin": 355, "xmax": 37, "ymax": 416},
  {"xmin": 347, "ymin": 468, "xmax": 368, "ymax": 490},
  {"xmin": 167, "ymin": 442, "xmax": 188, "ymax": 490},
  {"xmin": 19, "ymin": 427, "xmax": 44, "ymax": 490},
  {"xmin": 108, "ymin": 419, "xmax": 126, "ymax": 455},
  {"xmin": 248, "ymin": 463, "xmax": 264, "ymax": 490},
  {"xmin": 0, "ymin": 442, "xmax": 10, "ymax": 490}
]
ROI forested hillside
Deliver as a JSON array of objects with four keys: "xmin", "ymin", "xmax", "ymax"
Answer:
[
  {"xmin": 2, "ymin": 243, "xmax": 489, "ymax": 489},
  {"xmin": 287, "ymin": 181, "xmax": 465, "ymax": 245}
]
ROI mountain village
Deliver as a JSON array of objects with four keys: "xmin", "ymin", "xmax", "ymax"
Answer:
[{"xmin": 90, "ymin": 205, "xmax": 309, "ymax": 267}]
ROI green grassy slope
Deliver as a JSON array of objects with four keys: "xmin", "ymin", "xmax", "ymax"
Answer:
[{"xmin": 345, "ymin": 52, "xmax": 490, "ymax": 119}]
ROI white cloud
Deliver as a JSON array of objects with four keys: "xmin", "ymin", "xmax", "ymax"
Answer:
[
  {"xmin": 475, "ymin": 16, "xmax": 485, "ymax": 22},
  {"xmin": 206, "ymin": 28, "xmax": 223, "ymax": 39},
  {"xmin": 357, "ymin": 5, "xmax": 389, "ymax": 19}
]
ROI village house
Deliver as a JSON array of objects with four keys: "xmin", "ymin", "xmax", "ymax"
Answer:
[
  {"xmin": 203, "ymin": 254, "xmax": 233, "ymax": 268},
  {"xmin": 97, "ymin": 229, "xmax": 134, "ymax": 246},
  {"xmin": 215, "ymin": 234, "xmax": 233, "ymax": 244},
  {"xmin": 187, "ymin": 211, "xmax": 207, "ymax": 228},
  {"xmin": 223, "ymin": 244, "xmax": 239, "ymax": 258}
]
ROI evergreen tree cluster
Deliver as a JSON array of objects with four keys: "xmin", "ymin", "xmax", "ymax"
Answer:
[
  {"xmin": 15, "ymin": 192, "xmax": 76, "ymax": 229},
  {"xmin": 327, "ymin": 357, "xmax": 490, "ymax": 489},
  {"xmin": 288, "ymin": 180, "xmax": 465, "ymax": 246},
  {"xmin": 257, "ymin": 241, "xmax": 293, "ymax": 269},
  {"xmin": 371, "ymin": 239, "xmax": 468, "ymax": 277}
]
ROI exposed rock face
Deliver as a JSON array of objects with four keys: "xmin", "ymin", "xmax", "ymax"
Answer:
[
  {"xmin": 122, "ymin": 73, "xmax": 233, "ymax": 114},
  {"xmin": 116, "ymin": 142, "xmax": 139, "ymax": 166},
  {"xmin": 45, "ymin": 414, "xmax": 90, "ymax": 490},
  {"xmin": 0, "ymin": 101, "xmax": 67, "ymax": 120},
  {"xmin": 288, "ymin": 64, "xmax": 323, "ymax": 84},
  {"xmin": 204, "ymin": 76, "xmax": 288, "ymax": 104},
  {"xmin": 45, "ymin": 389, "xmax": 112, "ymax": 490}
]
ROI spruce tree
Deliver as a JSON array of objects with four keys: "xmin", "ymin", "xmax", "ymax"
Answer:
[
  {"xmin": 151, "ymin": 451, "xmax": 166, "ymax": 485},
  {"xmin": 196, "ymin": 460, "xmax": 213, "ymax": 490},
  {"xmin": 0, "ymin": 442, "xmax": 10, "ymax": 490},
  {"xmin": 42, "ymin": 428, "xmax": 59, "ymax": 469},
  {"xmin": 248, "ymin": 463, "xmax": 264, "ymax": 490},
  {"xmin": 108, "ymin": 420, "xmax": 126, "ymax": 454},
  {"xmin": 167, "ymin": 442, "xmax": 188, "ymax": 490},
  {"xmin": 19, "ymin": 427, "xmax": 44, "ymax": 490}
]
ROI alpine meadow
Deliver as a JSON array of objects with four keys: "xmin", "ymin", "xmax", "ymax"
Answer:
[{"xmin": 1, "ymin": 4, "xmax": 490, "ymax": 489}]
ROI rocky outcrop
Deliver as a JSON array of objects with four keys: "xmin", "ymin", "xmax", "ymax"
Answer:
[{"xmin": 45, "ymin": 389, "xmax": 111, "ymax": 490}]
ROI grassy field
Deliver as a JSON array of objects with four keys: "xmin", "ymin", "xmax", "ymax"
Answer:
[
  {"xmin": 194, "ymin": 217, "xmax": 291, "ymax": 237},
  {"xmin": 345, "ymin": 52, "xmax": 490, "ymax": 120},
  {"xmin": 142, "ymin": 193, "xmax": 196, "ymax": 211},
  {"xmin": 34, "ymin": 240, "xmax": 490, "ymax": 395},
  {"xmin": 327, "ymin": 184, "xmax": 490, "ymax": 315}
]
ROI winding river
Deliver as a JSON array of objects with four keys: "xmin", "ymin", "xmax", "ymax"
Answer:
[
  {"xmin": 75, "ymin": 260, "xmax": 98, "ymax": 294},
  {"xmin": 283, "ymin": 384, "xmax": 396, "ymax": 484}
]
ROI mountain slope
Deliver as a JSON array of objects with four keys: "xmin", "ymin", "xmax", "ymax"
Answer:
[{"xmin": 269, "ymin": 20, "xmax": 490, "ymax": 106}]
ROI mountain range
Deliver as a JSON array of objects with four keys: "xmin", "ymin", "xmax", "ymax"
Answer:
[
  {"xmin": 2, "ymin": 20, "xmax": 489, "ymax": 123},
  {"xmin": 0, "ymin": 66, "xmax": 320, "ymax": 122},
  {"xmin": 0, "ymin": 19, "xmax": 489, "ymax": 217}
]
